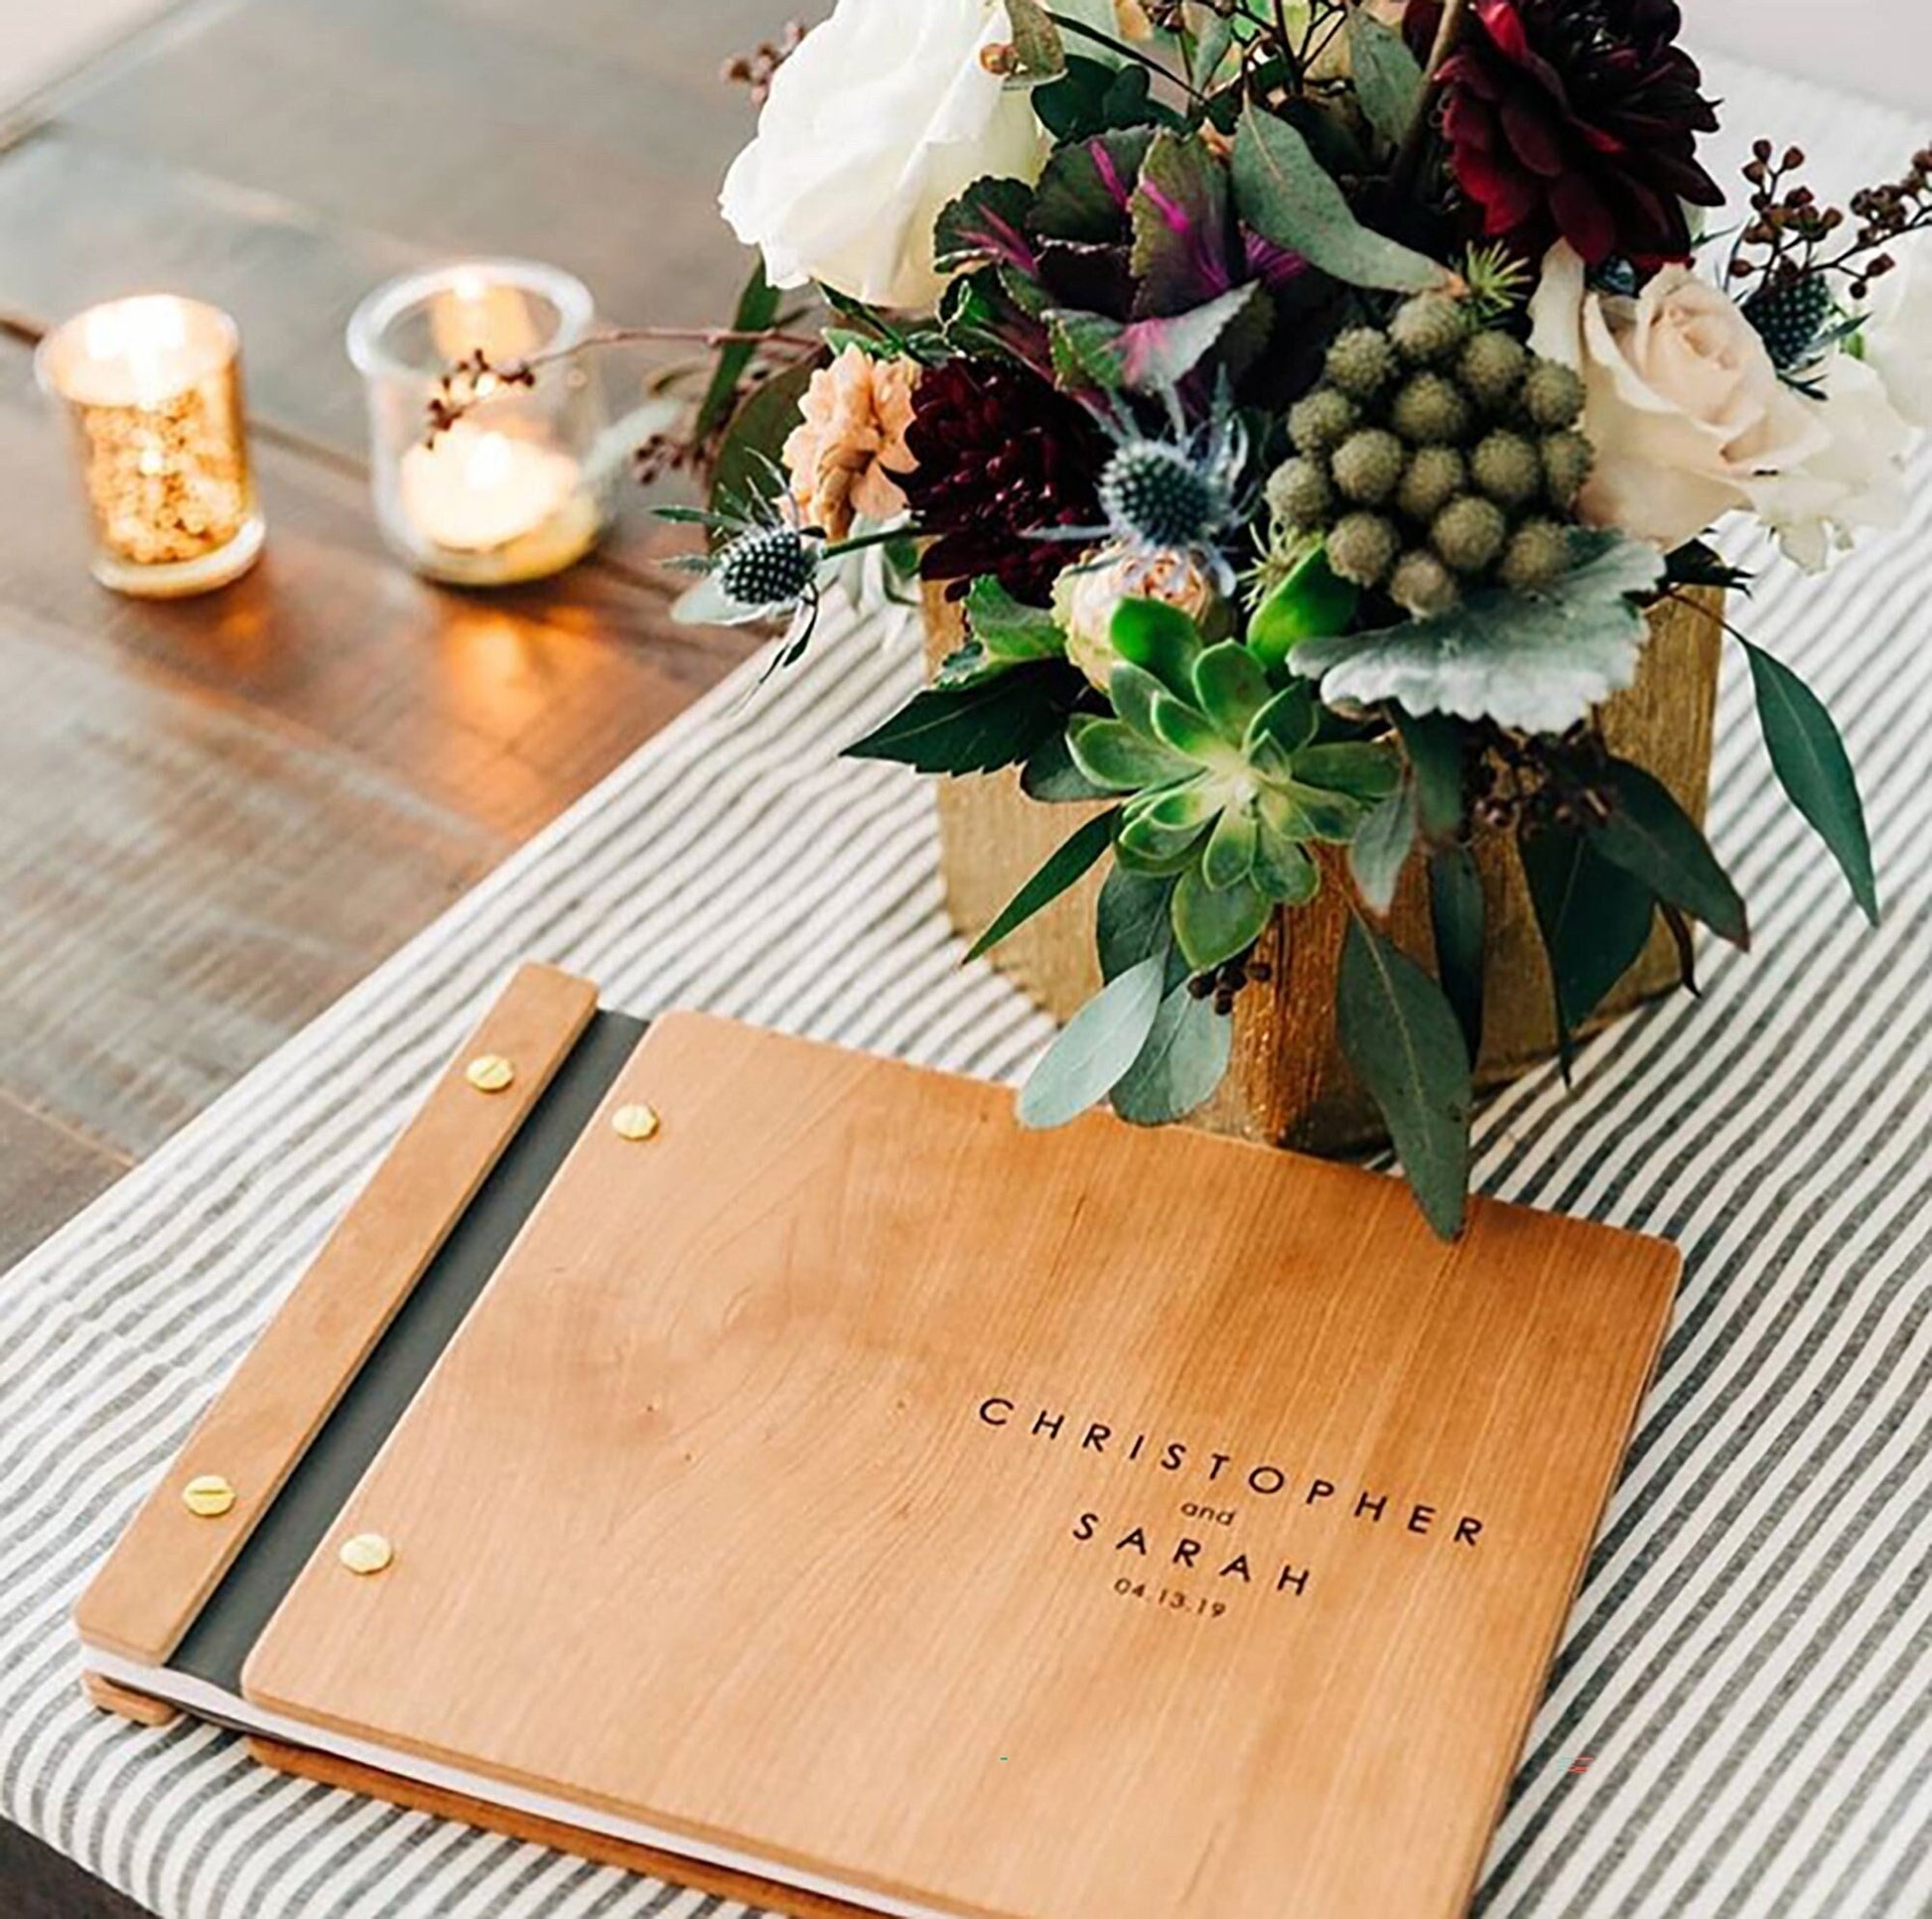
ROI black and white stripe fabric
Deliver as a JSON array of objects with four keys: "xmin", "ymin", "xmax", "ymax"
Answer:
[{"xmin": 4, "ymin": 54, "xmax": 1929, "ymax": 1919}]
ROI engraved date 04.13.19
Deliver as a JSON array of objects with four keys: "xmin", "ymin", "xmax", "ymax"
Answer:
[{"xmin": 1114, "ymin": 1578, "xmax": 1227, "ymax": 1619}]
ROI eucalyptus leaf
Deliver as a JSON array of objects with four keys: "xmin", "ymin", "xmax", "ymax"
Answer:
[
  {"xmin": 1231, "ymin": 106, "xmax": 1449, "ymax": 294},
  {"xmin": 1018, "ymin": 956, "xmax": 1167, "ymax": 1129},
  {"xmin": 1350, "ymin": 787, "xmax": 1418, "ymax": 917},
  {"xmin": 966, "ymin": 809, "xmax": 1120, "ymax": 962},
  {"xmin": 1296, "ymin": 533, "xmax": 1666, "ymax": 735},
  {"xmin": 1098, "ymin": 865, "xmax": 1177, "ymax": 980},
  {"xmin": 1395, "ymin": 709, "xmax": 1467, "ymax": 841},
  {"xmin": 1519, "ymin": 821, "xmax": 1656, "ymax": 1063},
  {"xmin": 1742, "ymin": 638, "xmax": 1877, "ymax": 924},
  {"xmin": 1337, "ymin": 916, "xmax": 1472, "ymax": 1240},
  {"xmin": 1005, "ymin": 0, "xmax": 1067, "ymax": 79},
  {"xmin": 1173, "ymin": 865, "xmax": 1272, "ymax": 971},
  {"xmin": 1429, "ymin": 845, "xmax": 1486, "ymax": 1064},
  {"xmin": 1587, "ymin": 759, "xmax": 1749, "ymax": 949},
  {"xmin": 694, "ymin": 259, "xmax": 780, "ymax": 443},
  {"xmin": 1346, "ymin": 10, "xmax": 1425, "ymax": 151},
  {"xmin": 1111, "ymin": 985, "xmax": 1233, "ymax": 1125}
]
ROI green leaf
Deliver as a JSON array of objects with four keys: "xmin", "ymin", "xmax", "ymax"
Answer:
[
  {"xmin": 1068, "ymin": 717, "xmax": 1195, "ymax": 790},
  {"xmin": 1111, "ymin": 985, "xmax": 1233, "ymax": 1125},
  {"xmin": 1022, "ymin": 731, "xmax": 1112, "ymax": 802},
  {"xmin": 1295, "ymin": 533, "xmax": 1666, "ymax": 734},
  {"xmin": 966, "ymin": 809, "xmax": 1120, "ymax": 962},
  {"xmin": 1395, "ymin": 710, "xmax": 1467, "ymax": 840},
  {"xmin": 1248, "ymin": 548, "xmax": 1358, "ymax": 671},
  {"xmin": 1350, "ymin": 787, "xmax": 1417, "ymax": 916},
  {"xmin": 1337, "ymin": 916, "xmax": 1472, "ymax": 1240},
  {"xmin": 1130, "ymin": 129, "xmax": 1232, "ymax": 319},
  {"xmin": 1110, "ymin": 597, "xmax": 1203, "ymax": 697},
  {"xmin": 1173, "ymin": 865, "xmax": 1272, "ymax": 971},
  {"xmin": 967, "ymin": 575, "xmax": 1067, "ymax": 665},
  {"xmin": 1189, "ymin": 8, "xmax": 1237, "ymax": 91},
  {"xmin": 1742, "ymin": 638, "xmax": 1878, "ymax": 924},
  {"xmin": 1587, "ymin": 759, "xmax": 1749, "ymax": 949},
  {"xmin": 1346, "ymin": 10, "xmax": 1425, "ymax": 151},
  {"xmin": 708, "ymin": 359, "xmax": 817, "ymax": 527},
  {"xmin": 1033, "ymin": 55, "xmax": 1165, "ymax": 143},
  {"xmin": 1130, "ymin": 778, "xmax": 1220, "ymax": 833},
  {"xmin": 1231, "ymin": 105, "xmax": 1450, "ymax": 294},
  {"xmin": 1107, "ymin": 659, "xmax": 1169, "ymax": 740},
  {"xmin": 694, "ymin": 258, "xmax": 781, "ymax": 444},
  {"xmin": 1429, "ymin": 845, "xmax": 1486, "ymax": 1065},
  {"xmin": 846, "ymin": 664, "xmax": 1078, "ymax": 774},
  {"xmin": 1118, "ymin": 808, "xmax": 1210, "ymax": 871},
  {"xmin": 1034, "ymin": 129, "xmax": 1156, "ymax": 240},
  {"xmin": 1098, "ymin": 865, "xmax": 1177, "ymax": 980},
  {"xmin": 1019, "ymin": 957, "xmax": 1167, "ymax": 1129},
  {"xmin": 1519, "ymin": 822, "xmax": 1656, "ymax": 1060}
]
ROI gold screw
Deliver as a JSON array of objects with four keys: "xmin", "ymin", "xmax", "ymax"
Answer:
[
  {"xmin": 182, "ymin": 1474, "xmax": 236, "ymax": 1518},
  {"xmin": 465, "ymin": 1053, "xmax": 515, "ymax": 1094},
  {"xmin": 612, "ymin": 1103, "xmax": 661, "ymax": 1143},
  {"xmin": 340, "ymin": 1533, "xmax": 394, "ymax": 1576}
]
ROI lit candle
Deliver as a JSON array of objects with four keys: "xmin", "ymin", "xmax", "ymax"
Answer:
[
  {"xmin": 36, "ymin": 295, "xmax": 264, "ymax": 598},
  {"xmin": 347, "ymin": 260, "xmax": 611, "ymax": 588},
  {"xmin": 397, "ymin": 424, "xmax": 600, "ymax": 581}
]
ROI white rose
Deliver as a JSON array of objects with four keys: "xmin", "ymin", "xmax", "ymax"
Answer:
[
  {"xmin": 720, "ymin": 0, "xmax": 1047, "ymax": 311},
  {"xmin": 1749, "ymin": 352, "xmax": 1913, "ymax": 572},
  {"xmin": 1530, "ymin": 241, "xmax": 1829, "ymax": 551},
  {"xmin": 1861, "ymin": 240, "xmax": 1932, "ymax": 429}
]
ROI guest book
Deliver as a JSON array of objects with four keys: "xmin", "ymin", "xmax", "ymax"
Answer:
[{"xmin": 75, "ymin": 962, "xmax": 1680, "ymax": 1919}]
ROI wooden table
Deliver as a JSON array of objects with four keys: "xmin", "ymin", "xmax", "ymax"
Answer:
[{"xmin": 0, "ymin": 1, "xmax": 788, "ymax": 1908}]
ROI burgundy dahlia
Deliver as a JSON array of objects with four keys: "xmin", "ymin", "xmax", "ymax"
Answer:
[
  {"xmin": 1410, "ymin": 0, "xmax": 1724, "ymax": 268},
  {"xmin": 896, "ymin": 360, "xmax": 1106, "ymax": 606}
]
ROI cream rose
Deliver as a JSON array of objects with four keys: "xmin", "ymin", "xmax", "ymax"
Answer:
[
  {"xmin": 720, "ymin": 0, "xmax": 1047, "ymax": 311},
  {"xmin": 1749, "ymin": 352, "xmax": 1912, "ymax": 572},
  {"xmin": 1054, "ymin": 547, "xmax": 1222, "ymax": 690},
  {"xmin": 1529, "ymin": 241, "xmax": 1829, "ymax": 551}
]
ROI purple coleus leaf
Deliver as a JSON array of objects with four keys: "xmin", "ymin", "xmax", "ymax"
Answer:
[
  {"xmin": 934, "ymin": 176, "xmax": 1041, "ymax": 279},
  {"xmin": 1130, "ymin": 129, "xmax": 1235, "ymax": 318},
  {"xmin": 1049, "ymin": 282, "xmax": 1270, "ymax": 394},
  {"xmin": 1033, "ymin": 130, "xmax": 1155, "ymax": 244},
  {"xmin": 1242, "ymin": 226, "xmax": 1311, "ymax": 291}
]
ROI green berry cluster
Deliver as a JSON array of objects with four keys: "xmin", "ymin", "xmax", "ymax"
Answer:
[{"xmin": 1267, "ymin": 295, "xmax": 1594, "ymax": 617}]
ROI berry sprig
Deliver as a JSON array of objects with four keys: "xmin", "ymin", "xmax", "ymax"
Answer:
[{"xmin": 1728, "ymin": 141, "xmax": 1932, "ymax": 305}]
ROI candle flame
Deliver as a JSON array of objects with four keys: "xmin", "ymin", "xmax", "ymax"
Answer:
[
  {"xmin": 463, "ymin": 431, "xmax": 516, "ymax": 490},
  {"xmin": 82, "ymin": 297, "xmax": 192, "ymax": 406}
]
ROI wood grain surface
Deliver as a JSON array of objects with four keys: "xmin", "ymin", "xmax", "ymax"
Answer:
[
  {"xmin": 241, "ymin": 1013, "xmax": 1678, "ymax": 1919},
  {"xmin": 0, "ymin": 0, "xmax": 791, "ymax": 1280}
]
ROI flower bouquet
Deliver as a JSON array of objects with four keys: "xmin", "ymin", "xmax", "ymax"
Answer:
[{"xmin": 471, "ymin": 2, "xmax": 1931, "ymax": 1235}]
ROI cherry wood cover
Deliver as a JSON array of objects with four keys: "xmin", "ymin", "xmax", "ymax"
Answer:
[
  {"xmin": 238, "ymin": 1012, "xmax": 1678, "ymax": 1919},
  {"xmin": 74, "ymin": 962, "xmax": 598, "ymax": 1665}
]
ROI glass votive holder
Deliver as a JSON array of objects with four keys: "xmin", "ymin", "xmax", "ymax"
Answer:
[
  {"xmin": 346, "ymin": 260, "xmax": 613, "ymax": 588},
  {"xmin": 35, "ymin": 295, "xmax": 265, "ymax": 599}
]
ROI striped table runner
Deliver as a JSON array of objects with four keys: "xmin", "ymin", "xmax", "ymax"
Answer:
[{"xmin": 5, "ymin": 53, "xmax": 1930, "ymax": 1919}]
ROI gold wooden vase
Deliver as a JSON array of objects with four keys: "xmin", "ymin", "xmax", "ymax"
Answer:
[{"xmin": 926, "ymin": 583, "xmax": 1724, "ymax": 1153}]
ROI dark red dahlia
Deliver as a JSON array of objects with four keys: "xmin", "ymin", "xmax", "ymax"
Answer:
[
  {"xmin": 1409, "ymin": 0, "xmax": 1724, "ymax": 268},
  {"xmin": 895, "ymin": 360, "xmax": 1106, "ymax": 606}
]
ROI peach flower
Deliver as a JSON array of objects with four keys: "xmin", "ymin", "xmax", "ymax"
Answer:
[
  {"xmin": 781, "ymin": 346, "xmax": 920, "ymax": 542},
  {"xmin": 1530, "ymin": 241, "xmax": 1829, "ymax": 551},
  {"xmin": 1054, "ymin": 546, "xmax": 1222, "ymax": 690}
]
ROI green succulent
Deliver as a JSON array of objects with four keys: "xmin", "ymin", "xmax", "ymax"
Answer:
[{"xmin": 1065, "ymin": 602, "xmax": 1399, "ymax": 972}]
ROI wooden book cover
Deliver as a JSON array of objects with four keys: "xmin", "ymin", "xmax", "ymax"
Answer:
[{"xmin": 77, "ymin": 970, "xmax": 1679, "ymax": 1919}]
